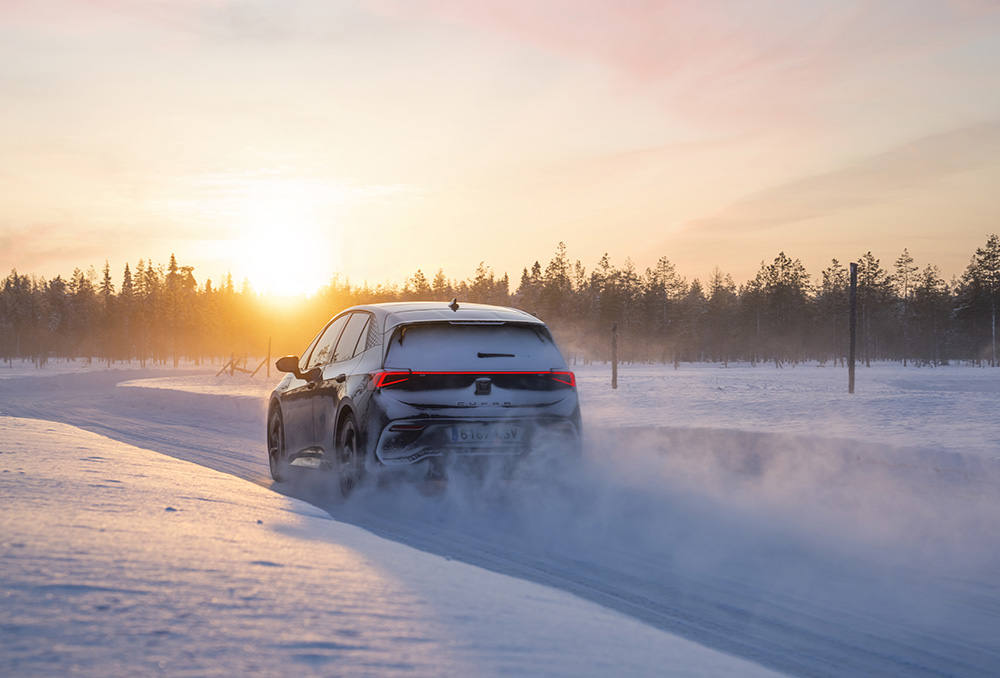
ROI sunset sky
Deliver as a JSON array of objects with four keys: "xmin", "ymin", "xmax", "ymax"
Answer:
[{"xmin": 2, "ymin": 0, "xmax": 999, "ymax": 295}]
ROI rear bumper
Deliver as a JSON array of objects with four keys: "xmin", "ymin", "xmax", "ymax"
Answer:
[{"xmin": 374, "ymin": 416, "xmax": 580, "ymax": 466}]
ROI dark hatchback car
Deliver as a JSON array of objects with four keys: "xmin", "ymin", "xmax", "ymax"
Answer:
[{"xmin": 267, "ymin": 301, "xmax": 581, "ymax": 493}]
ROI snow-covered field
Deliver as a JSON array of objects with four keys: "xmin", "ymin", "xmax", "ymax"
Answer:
[
  {"xmin": 577, "ymin": 362, "xmax": 1000, "ymax": 458},
  {"xmin": 120, "ymin": 361, "xmax": 1000, "ymax": 457},
  {"xmin": 0, "ymin": 358, "xmax": 207, "ymax": 381},
  {"xmin": 2, "ymin": 362, "xmax": 1000, "ymax": 676}
]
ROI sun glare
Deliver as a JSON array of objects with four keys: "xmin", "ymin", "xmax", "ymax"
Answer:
[{"xmin": 231, "ymin": 181, "xmax": 339, "ymax": 298}]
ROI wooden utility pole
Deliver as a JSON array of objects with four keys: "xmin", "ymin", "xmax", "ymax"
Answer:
[
  {"xmin": 611, "ymin": 322, "xmax": 618, "ymax": 390},
  {"xmin": 849, "ymin": 262, "xmax": 857, "ymax": 394},
  {"xmin": 992, "ymin": 302, "xmax": 996, "ymax": 368},
  {"xmin": 266, "ymin": 336, "xmax": 271, "ymax": 378}
]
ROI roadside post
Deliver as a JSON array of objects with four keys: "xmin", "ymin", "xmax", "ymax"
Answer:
[
  {"xmin": 611, "ymin": 322, "xmax": 618, "ymax": 390},
  {"xmin": 849, "ymin": 262, "xmax": 857, "ymax": 394}
]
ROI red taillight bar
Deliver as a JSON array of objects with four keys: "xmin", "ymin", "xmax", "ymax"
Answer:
[
  {"xmin": 371, "ymin": 370, "xmax": 576, "ymax": 389},
  {"xmin": 550, "ymin": 371, "xmax": 576, "ymax": 387},
  {"xmin": 372, "ymin": 371, "xmax": 411, "ymax": 388}
]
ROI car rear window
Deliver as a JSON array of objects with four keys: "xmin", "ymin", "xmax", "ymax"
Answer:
[{"xmin": 384, "ymin": 323, "xmax": 566, "ymax": 371}]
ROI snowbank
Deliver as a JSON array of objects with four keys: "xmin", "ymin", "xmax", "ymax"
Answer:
[
  {"xmin": 119, "ymin": 372, "xmax": 273, "ymax": 399},
  {"xmin": 0, "ymin": 416, "xmax": 778, "ymax": 677}
]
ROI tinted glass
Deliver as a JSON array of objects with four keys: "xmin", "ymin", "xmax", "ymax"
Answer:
[
  {"xmin": 384, "ymin": 323, "xmax": 565, "ymax": 371},
  {"xmin": 307, "ymin": 314, "xmax": 349, "ymax": 369},
  {"xmin": 333, "ymin": 313, "xmax": 370, "ymax": 363},
  {"xmin": 364, "ymin": 316, "xmax": 380, "ymax": 351},
  {"xmin": 297, "ymin": 328, "xmax": 325, "ymax": 372}
]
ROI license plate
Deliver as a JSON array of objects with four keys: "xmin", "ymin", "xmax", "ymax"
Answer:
[{"xmin": 449, "ymin": 424, "xmax": 522, "ymax": 444}]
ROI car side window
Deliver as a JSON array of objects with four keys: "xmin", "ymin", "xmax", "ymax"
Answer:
[
  {"xmin": 297, "ymin": 328, "xmax": 326, "ymax": 373},
  {"xmin": 306, "ymin": 314, "xmax": 350, "ymax": 369},
  {"xmin": 351, "ymin": 315, "xmax": 374, "ymax": 358},
  {"xmin": 332, "ymin": 312, "xmax": 370, "ymax": 363}
]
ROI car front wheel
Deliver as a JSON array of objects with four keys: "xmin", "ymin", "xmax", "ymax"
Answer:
[{"xmin": 267, "ymin": 407, "xmax": 287, "ymax": 482}]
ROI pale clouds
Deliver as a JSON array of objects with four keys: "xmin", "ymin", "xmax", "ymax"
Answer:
[{"xmin": 1, "ymin": 0, "xmax": 999, "ymax": 288}]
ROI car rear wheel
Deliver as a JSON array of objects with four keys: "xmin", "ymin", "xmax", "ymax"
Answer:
[
  {"xmin": 336, "ymin": 414, "xmax": 364, "ymax": 497},
  {"xmin": 267, "ymin": 407, "xmax": 286, "ymax": 482}
]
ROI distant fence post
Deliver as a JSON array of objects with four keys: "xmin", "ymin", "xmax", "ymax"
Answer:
[
  {"xmin": 611, "ymin": 322, "xmax": 618, "ymax": 390},
  {"xmin": 849, "ymin": 262, "xmax": 857, "ymax": 394},
  {"xmin": 266, "ymin": 336, "xmax": 271, "ymax": 378}
]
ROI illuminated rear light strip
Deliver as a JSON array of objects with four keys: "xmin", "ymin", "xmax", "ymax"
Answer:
[
  {"xmin": 551, "ymin": 371, "xmax": 576, "ymax": 387},
  {"xmin": 373, "ymin": 371, "xmax": 410, "ymax": 388},
  {"xmin": 372, "ymin": 370, "xmax": 576, "ymax": 388}
]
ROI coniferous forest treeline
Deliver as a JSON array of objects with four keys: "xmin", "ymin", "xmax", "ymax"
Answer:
[{"xmin": 2, "ymin": 235, "xmax": 999, "ymax": 369}]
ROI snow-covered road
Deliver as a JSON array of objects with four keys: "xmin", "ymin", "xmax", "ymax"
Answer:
[
  {"xmin": 2, "ymin": 364, "xmax": 999, "ymax": 676},
  {"xmin": 2, "ymin": 416, "xmax": 775, "ymax": 677}
]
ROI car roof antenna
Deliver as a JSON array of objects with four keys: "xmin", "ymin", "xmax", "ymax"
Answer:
[{"xmin": 448, "ymin": 298, "xmax": 460, "ymax": 312}]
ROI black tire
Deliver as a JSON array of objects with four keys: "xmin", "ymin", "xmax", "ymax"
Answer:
[
  {"xmin": 335, "ymin": 413, "xmax": 364, "ymax": 497},
  {"xmin": 267, "ymin": 407, "xmax": 287, "ymax": 482}
]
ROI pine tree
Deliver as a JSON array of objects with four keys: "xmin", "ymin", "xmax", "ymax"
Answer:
[
  {"xmin": 43, "ymin": 275, "xmax": 69, "ymax": 359},
  {"xmin": 974, "ymin": 235, "xmax": 1000, "ymax": 366},
  {"xmin": 1, "ymin": 270, "xmax": 32, "ymax": 362},
  {"xmin": 516, "ymin": 262, "xmax": 544, "ymax": 316},
  {"xmin": 893, "ymin": 249, "xmax": 918, "ymax": 366},
  {"xmin": 469, "ymin": 262, "xmax": 497, "ymax": 304},
  {"xmin": 758, "ymin": 252, "xmax": 811, "ymax": 365},
  {"xmin": 541, "ymin": 243, "xmax": 572, "ymax": 321},
  {"xmin": 99, "ymin": 261, "xmax": 115, "ymax": 365},
  {"xmin": 817, "ymin": 259, "xmax": 849, "ymax": 364},
  {"xmin": 120, "ymin": 263, "xmax": 134, "ymax": 361},
  {"xmin": 912, "ymin": 265, "xmax": 950, "ymax": 365},
  {"xmin": 431, "ymin": 269, "xmax": 450, "ymax": 299},
  {"xmin": 408, "ymin": 269, "xmax": 432, "ymax": 297},
  {"xmin": 856, "ymin": 251, "xmax": 892, "ymax": 367},
  {"xmin": 678, "ymin": 279, "xmax": 707, "ymax": 362},
  {"xmin": 141, "ymin": 260, "xmax": 162, "ymax": 365},
  {"xmin": 706, "ymin": 268, "xmax": 737, "ymax": 364}
]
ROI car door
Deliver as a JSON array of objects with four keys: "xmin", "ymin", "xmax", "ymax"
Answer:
[
  {"xmin": 282, "ymin": 314, "xmax": 349, "ymax": 455},
  {"xmin": 314, "ymin": 311, "xmax": 372, "ymax": 455}
]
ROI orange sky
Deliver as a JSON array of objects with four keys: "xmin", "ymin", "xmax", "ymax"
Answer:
[{"xmin": 2, "ymin": 1, "xmax": 1000, "ymax": 295}]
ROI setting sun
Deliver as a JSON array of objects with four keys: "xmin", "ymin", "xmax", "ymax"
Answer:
[{"xmin": 229, "ymin": 180, "xmax": 340, "ymax": 298}]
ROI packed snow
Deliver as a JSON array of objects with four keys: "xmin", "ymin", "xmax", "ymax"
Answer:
[
  {"xmin": 1, "ymin": 417, "xmax": 774, "ymax": 677},
  {"xmin": 2, "ymin": 362, "xmax": 1000, "ymax": 676}
]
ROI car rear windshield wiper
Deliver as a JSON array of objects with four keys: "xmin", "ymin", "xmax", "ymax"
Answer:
[{"xmin": 477, "ymin": 352, "xmax": 515, "ymax": 358}]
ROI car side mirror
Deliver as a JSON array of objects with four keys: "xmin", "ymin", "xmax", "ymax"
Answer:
[
  {"xmin": 275, "ymin": 355, "xmax": 300, "ymax": 375},
  {"xmin": 275, "ymin": 355, "xmax": 322, "ymax": 383}
]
